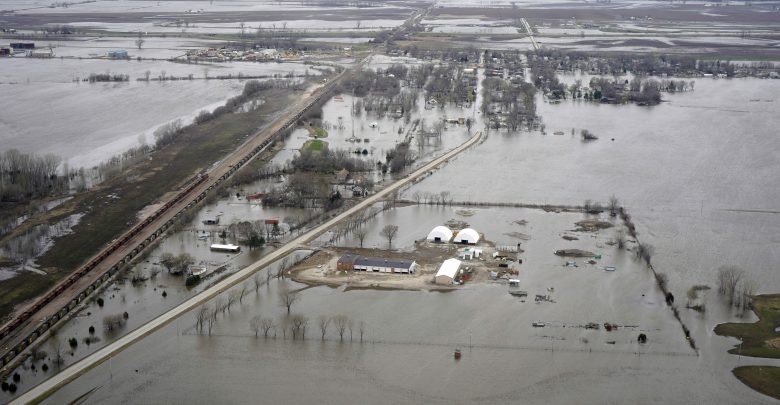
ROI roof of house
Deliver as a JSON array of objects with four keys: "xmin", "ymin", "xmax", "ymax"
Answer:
[
  {"xmin": 338, "ymin": 254, "xmax": 415, "ymax": 269},
  {"xmin": 436, "ymin": 258, "xmax": 462, "ymax": 279}
]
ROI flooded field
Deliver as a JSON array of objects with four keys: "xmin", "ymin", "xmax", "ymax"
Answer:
[
  {"xmin": 8, "ymin": 73, "xmax": 779, "ymax": 403},
  {"xmin": 0, "ymin": 57, "xmax": 320, "ymax": 168},
  {"xmin": 2, "ymin": 0, "xmax": 780, "ymax": 400}
]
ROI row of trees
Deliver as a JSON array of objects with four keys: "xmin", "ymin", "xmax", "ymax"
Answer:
[
  {"xmin": 0, "ymin": 149, "xmax": 67, "ymax": 203},
  {"xmin": 717, "ymin": 266, "xmax": 756, "ymax": 312},
  {"xmin": 249, "ymin": 313, "xmax": 366, "ymax": 342}
]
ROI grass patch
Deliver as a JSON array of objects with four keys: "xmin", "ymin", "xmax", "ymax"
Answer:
[
  {"xmin": 303, "ymin": 139, "xmax": 328, "ymax": 152},
  {"xmin": 733, "ymin": 366, "xmax": 780, "ymax": 400},
  {"xmin": 313, "ymin": 127, "xmax": 328, "ymax": 138},
  {"xmin": 714, "ymin": 294, "xmax": 780, "ymax": 359}
]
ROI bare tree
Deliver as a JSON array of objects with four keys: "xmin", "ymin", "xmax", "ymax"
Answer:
[
  {"xmin": 135, "ymin": 32, "xmax": 145, "ymax": 50},
  {"xmin": 52, "ymin": 339, "xmax": 64, "ymax": 367},
  {"xmin": 276, "ymin": 257, "xmax": 290, "ymax": 279},
  {"xmin": 318, "ymin": 315, "xmax": 330, "ymax": 341},
  {"xmin": 380, "ymin": 224, "xmax": 399, "ymax": 248},
  {"xmin": 239, "ymin": 285, "xmax": 248, "ymax": 303},
  {"xmin": 616, "ymin": 230, "xmax": 626, "ymax": 249},
  {"xmin": 739, "ymin": 279, "xmax": 756, "ymax": 312},
  {"xmin": 254, "ymin": 273, "xmax": 262, "ymax": 293},
  {"xmin": 207, "ymin": 306, "xmax": 219, "ymax": 335},
  {"xmin": 348, "ymin": 319, "xmax": 355, "ymax": 341},
  {"xmin": 608, "ymin": 195, "xmax": 619, "ymax": 215},
  {"xmin": 250, "ymin": 315, "xmax": 262, "ymax": 337},
  {"xmin": 358, "ymin": 320, "xmax": 366, "ymax": 343},
  {"xmin": 354, "ymin": 227, "xmax": 368, "ymax": 248},
  {"xmin": 195, "ymin": 305, "xmax": 210, "ymax": 333},
  {"xmin": 333, "ymin": 315, "xmax": 348, "ymax": 341},
  {"xmin": 226, "ymin": 291, "xmax": 239, "ymax": 312},
  {"xmin": 279, "ymin": 288, "xmax": 300, "ymax": 314},
  {"xmin": 717, "ymin": 266, "xmax": 745, "ymax": 305},
  {"xmin": 635, "ymin": 243, "xmax": 654, "ymax": 266},
  {"xmin": 261, "ymin": 317, "xmax": 276, "ymax": 338},
  {"xmin": 215, "ymin": 297, "xmax": 226, "ymax": 315},
  {"xmin": 290, "ymin": 315, "xmax": 309, "ymax": 340}
]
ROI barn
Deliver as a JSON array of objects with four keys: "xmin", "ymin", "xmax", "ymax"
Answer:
[
  {"xmin": 337, "ymin": 254, "xmax": 417, "ymax": 274},
  {"xmin": 435, "ymin": 258, "xmax": 462, "ymax": 285},
  {"xmin": 455, "ymin": 228, "xmax": 480, "ymax": 244},
  {"xmin": 426, "ymin": 226, "xmax": 453, "ymax": 243}
]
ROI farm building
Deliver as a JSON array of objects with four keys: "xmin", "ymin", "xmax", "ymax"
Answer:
[
  {"xmin": 435, "ymin": 258, "xmax": 462, "ymax": 285},
  {"xmin": 459, "ymin": 247, "xmax": 482, "ymax": 260},
  {"xmin": 426, "ymin": 226, "xmax": 453, "ymax": 243},
  {"xmin": 0, "ymin": 48, "xmax": 10, "ymax": 56},
  {"xmin": 210, "ymin": 243, "xmax": 240, "ymax": 252},
  {"xmin": 455, "ymin": 228, "xmax": 480, "ymax": 244},
  {"xmin": 337, "ymin": 254, "xmax": 417, "ymax": 274}
]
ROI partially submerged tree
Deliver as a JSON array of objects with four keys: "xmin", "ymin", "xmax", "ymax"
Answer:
[
  {"xmin": 250, "ymin": 315, "xmax": 262, "ymax": 338},
  {"xmin": 354, "ymin": 227, "xmax": 368, "ymax": 248},
  {"xmin": 333, "ymin": 315, "xmax": 348, "ymax": 341},
  {"xmin": 318, "ymin": 315, "xmax": 330, "ymax": 341},
  {"xmin": 279, "ymin": 288, "xmax": 300, "ymax": 314},
  {"xmin": 380, "ymin": 224, "xmax": 399, "ymax": 248}
]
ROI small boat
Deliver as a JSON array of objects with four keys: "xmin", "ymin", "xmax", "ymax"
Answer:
[
  {"xmin": 454, "ymin": 349, "xmax": 462, "ymax": 359},
  {"xmin": 605, "ymin": 266, "xmax": 616, "ymax": 272},
  {"xmin": 532, "ymin": 322, "xmax": 546, "ymax": 328},
  {"xmin": 509, "ymin": 290, "xmax": 528, "ymax": 297}
]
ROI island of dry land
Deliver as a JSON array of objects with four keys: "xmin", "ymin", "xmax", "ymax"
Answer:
[
  {"xmin": 715, "ymin": 294, "xmax": 780, "ymax": 400},
  {"xmin": 290, "ymin": 239, "xmax": 517, "ymax": 291}
]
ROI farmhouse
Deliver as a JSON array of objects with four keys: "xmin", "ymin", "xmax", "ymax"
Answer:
[
  {"xmin": 426, "ymin": 226, "xmax": 453, "ymax": 243},
  {"xmin": 435, "ymin": 258, "xmax": 462, "ymax": 285},
  {"xmin": 336, "ymin": 254, "xmax": 417, "ymax": 274},
  {"xmin": 455, "ymin": 228, "xmax": 480, "ymax": 244}
]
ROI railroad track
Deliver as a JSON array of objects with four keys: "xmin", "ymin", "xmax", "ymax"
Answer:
[{"xmin": 0, "ymin": 67, "xmax": 348, "ymax": 374}]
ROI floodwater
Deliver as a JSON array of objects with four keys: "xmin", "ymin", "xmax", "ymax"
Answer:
[
  {"xmin": 0, "ymin": 57, "xmax": 319, "ymax": 168},
  {"xmin": 5, "ymin": 68, "xmax": 780, "ymax": 402},
  {"xmin": 34, "ymin": 206, "xmax": 778, "ymax": 404}
]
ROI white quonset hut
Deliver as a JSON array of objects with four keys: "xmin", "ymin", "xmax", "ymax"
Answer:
[
  {"xmin": 435, "ymin": 258, "xmax": 462, "ymax": 285},
  {"xmin": 426, "ymin": 226, "xmax": 453, "ymax": 243},
  {"xmin": 455, "ymin": 228, "xmax": 480, "ymax": 245}
]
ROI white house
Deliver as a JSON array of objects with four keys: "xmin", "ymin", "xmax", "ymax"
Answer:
[
  {"xmin": 435, "ymin": 258, "xmax": 462, "ymax": 285},
  {"xmin": 455, "ymin": 228, "xmax": 480, "ymax": 244},
  {"xmin": 426, "ymin": 226, "xmax": 453, "ymax": 243},
  {"xmin": 210, "ymin": 243, "xmax": 241, "ymax": 252}
]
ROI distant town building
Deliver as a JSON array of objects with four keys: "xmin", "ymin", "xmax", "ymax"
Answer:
[
  {"xmin": 107, "ymin": 50, "xmax": 128, "ymax": 59},
  {"xmin": 0, "ymin": 48, "xmax": 10, "ymax": 56},
  {"xmin": 336, "ymin": 254, "xmax": 417, "ymax": 274},
  {"xmin": 454, "ymin": 228, "xmax": 480, "ymax": 245},
  {"xmin": 426, "ymin": 226, "xmax": 453, "ymax": 243},
  {"xmin": 435, "ymin": 258, "xmax": 462, "ymax": 285},
  {"xmin": 27, "ymin": 49, "xmax": 53, "ymax": 58},
  {"xmin": 10, "ymin": 42, "xmax": 34, "ymax": 50}
]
